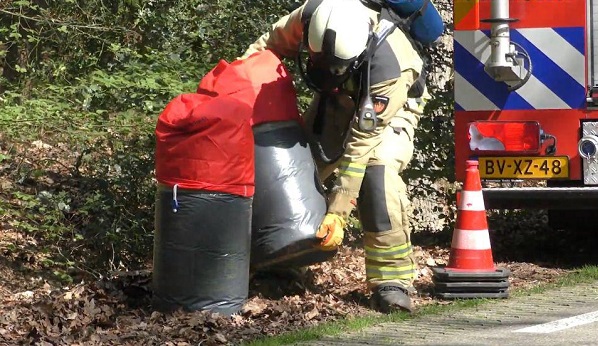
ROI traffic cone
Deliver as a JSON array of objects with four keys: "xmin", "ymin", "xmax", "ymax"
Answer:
[
  {"xmin": 447, "ymin": 160, "xmax": 495, "ymax": 271},
  {"xmin": 431, "ymin": 160, "xmax": 510, "ymax": 299}
]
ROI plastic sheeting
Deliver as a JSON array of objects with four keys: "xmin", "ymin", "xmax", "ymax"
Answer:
[
  {"xmin": 197, "ymin": 49, "xmax": 302, "ymax": 127},
  {"xmin": 152, "ymin": 187, "xmax": 252, "ymax": 315},
  {"xmin": 155, "ymin": 93, "xmax": 254, "ymax": 196},
  {"xmin": 251, "ymin": 121, "xmax": 336, "ymax": 270}
]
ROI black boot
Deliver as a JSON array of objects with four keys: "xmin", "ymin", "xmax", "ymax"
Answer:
[{"xmin": 371, "ymin": 284, "xmax": 413, "ymax": 313}]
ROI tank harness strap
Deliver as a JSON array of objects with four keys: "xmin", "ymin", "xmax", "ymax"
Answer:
[{"xmin": 375, "ymin": 3, "xmax": 430, "ymax": 99}]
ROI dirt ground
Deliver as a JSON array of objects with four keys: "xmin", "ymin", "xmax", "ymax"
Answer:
[{"xmin": 0, "ymin": 225, "xmax": 574, "ymax": 346}]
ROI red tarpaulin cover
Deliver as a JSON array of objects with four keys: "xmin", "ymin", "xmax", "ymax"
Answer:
[
  {"xmin": 155, "ymin": 93, "xmax": 254, "ymax": 197},
  {"xmin": 197, "ymin": 50, "xmax": 301, "ymax": 126}
]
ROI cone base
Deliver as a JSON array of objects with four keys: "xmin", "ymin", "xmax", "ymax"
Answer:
[
  {"xmin": 432, "ymin": 266, "xmax": 510, "ymax": 299},
  {"xmin": 434, "ymin": 291, "xmax": 509, "ymax": 299},
  {"xmin": 431, "ymin": 266, "xmax": 510, "ymax": 281},
  {"xmin": 433, "ymin": 280, "xmax": 509, "ymax": 293}
]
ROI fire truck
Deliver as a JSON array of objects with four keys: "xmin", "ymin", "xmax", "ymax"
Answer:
[{"xmin": 453, "ymin": 0, "xmax": 598, "ymax": 228}]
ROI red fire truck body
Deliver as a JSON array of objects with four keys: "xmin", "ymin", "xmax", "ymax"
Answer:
[{"xmin": 453, "ymin": 0, "xmax": 598, "ymax": 212}]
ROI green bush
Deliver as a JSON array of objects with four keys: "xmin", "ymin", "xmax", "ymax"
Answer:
[{"xmin": 0, "ymin": 0, "xmax": 456, "ymax": 279}]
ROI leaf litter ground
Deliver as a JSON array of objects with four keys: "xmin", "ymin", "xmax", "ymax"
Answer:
[{"xmin": 0, "ymin": 223, "xmax": 580, "ymax": 346}]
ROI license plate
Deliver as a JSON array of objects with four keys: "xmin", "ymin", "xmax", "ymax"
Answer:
[{"xmin": 479, "ymin": 156, "xmax": 569, "ymax": 179}]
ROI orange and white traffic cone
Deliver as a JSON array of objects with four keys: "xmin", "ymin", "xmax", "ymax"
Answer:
[
  {"xmin": 447, "ymin": 160, "xmax": 495, "ymax": 271},
  {"xmin": 431, "ymin": 160, "xmax": 510, "ymax": 299}
]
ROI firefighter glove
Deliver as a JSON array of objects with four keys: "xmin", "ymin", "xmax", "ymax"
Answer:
[{"xmin": 315, "ymin": 213, "xmax": 346, "ymax": 251}]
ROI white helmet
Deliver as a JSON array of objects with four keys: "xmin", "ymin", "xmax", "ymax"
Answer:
[{"xmin": 300, "ymin": 0, "xmax": 373, "ymax": 91}]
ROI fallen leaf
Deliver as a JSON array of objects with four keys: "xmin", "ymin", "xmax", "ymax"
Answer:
[
  {"xmin": 241, "ymin": 300, "xmax": 267, "ymax": 317},
  {"xmin": 14, "ymin": 291, "xmax": 34, "ymax": 300},
  {"xmin": 305, "ymin": 308, "xmax": 319, "ymax": 321},
  {"xmin": 213, "ymin": 333, "xmax": 227, "ymax": 343}
]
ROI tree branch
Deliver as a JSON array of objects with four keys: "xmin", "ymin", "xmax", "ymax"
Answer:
[{"xmin": 0, "ymin": 8, "xmax": 132, "ymax": 33}]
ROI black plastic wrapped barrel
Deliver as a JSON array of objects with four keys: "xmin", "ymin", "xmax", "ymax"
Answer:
[
  {"xmin": 152, "ymin": 187, "xmax": 252, "ymax": 315},
  {"xmin": 153, "ymin": 92, "xmax": 254, "ymax": 315},
  {"xmin": 251, "ymin": 121, "xmax": 336, "ymax": 270}
]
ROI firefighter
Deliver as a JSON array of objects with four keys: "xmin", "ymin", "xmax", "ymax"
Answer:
[{"xmin": 241, "ymin": 0, "xmax": 430, "ymax": 313}]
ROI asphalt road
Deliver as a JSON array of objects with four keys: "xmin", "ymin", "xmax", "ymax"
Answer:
[{"xmin": 297, "ymin": 280, "xmax": 598, "ymax": 346}]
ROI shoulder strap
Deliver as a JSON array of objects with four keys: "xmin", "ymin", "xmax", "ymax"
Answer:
[
  {"xmin": 360, "ymin": 0, "xmax": 431, "ymax": 30},
  {"xmin": 301, "ymin": 0, "xmax": 323, "ymax": 23},
  {"xmin": 376, "ymin": 2, "xmax": 431, "ymax": 98},
  {"xmin": 359, "ymin": 0, "xmax": 385, "ymax": 10}
]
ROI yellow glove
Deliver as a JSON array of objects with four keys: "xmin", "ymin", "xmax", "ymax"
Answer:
[{"xmin": 314, "ymin": 213, "xmax": 346, "ymax": 251}]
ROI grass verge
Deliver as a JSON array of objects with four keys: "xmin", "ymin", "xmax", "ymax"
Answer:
[{"xmin": 244, "ymin": 265, "xmax": 598, "ymax": 346}]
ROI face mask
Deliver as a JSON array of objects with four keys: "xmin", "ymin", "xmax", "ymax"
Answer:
[{"xmin": 305, "ymin": 57, "xmax": 355, "ymax": 93}]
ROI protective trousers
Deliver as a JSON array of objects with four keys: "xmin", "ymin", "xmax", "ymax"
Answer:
[{"xmin": 303, "ymin": 91, "xmax": 417, "ymax": 291}]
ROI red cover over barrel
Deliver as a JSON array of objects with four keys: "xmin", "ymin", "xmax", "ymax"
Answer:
[
  {"xmin": 197, "ymin": 50, "xmax": 301, "ymax": 126},
  {"xmin": 155, "ymin": 93, "xmax": 254, "ymax": 197}
]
